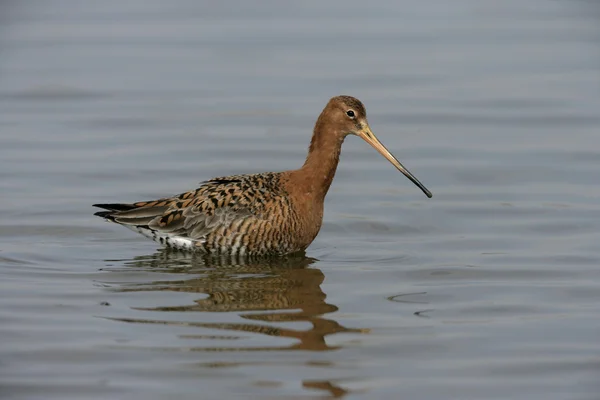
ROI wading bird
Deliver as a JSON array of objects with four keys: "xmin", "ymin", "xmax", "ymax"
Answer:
[{"xmin": 94, "ymin": 96, "xmax": 432, "ymax": 255}]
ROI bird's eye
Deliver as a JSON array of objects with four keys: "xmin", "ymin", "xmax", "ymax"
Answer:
[{"xmin": 346, "ymin": 110, "xmax": 355, "ymax": 118}]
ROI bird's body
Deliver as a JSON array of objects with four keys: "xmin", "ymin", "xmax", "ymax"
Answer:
[
  {"xmin": 95, "ymin": 171, "xmax": 322, "ymax": 255},
  {"xmin": 94, "ymin": 96, "xmax": 432, "ymax": 256}
]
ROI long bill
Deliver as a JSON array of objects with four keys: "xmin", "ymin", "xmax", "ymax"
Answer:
[{"xmin": 359, "ymin": 126, "xmax": 433, "ymax": 198}]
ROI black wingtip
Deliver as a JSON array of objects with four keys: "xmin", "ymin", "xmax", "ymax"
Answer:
[
  {"xmin": 93, "ymin": 203, "xmax": 135, "ymax": 212},
  {"xmin": 94, "ymin": 210, "xmax": 117, "ymax": 221}
]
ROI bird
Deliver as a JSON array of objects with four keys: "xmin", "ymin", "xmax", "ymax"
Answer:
[{"xmin": 94, "ymin": 95, "xmax": 432, "ymax": 256}]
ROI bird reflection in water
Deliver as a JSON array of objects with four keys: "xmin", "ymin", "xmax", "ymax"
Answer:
[
  {"xmin": 103, "ymin": 249, "xmax": 366, "ymax": 353},
  {"xmin": 102, "ymin": 250, "xmax": 364, "ymax": 397}
]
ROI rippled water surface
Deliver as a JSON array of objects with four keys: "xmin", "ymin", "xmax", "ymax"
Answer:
[{"xmin": 1, "ymin": 1, "xmax": 599, "ymax": 399}]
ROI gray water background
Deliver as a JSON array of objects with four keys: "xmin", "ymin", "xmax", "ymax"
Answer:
[{"xmin": 1, "ymin": 1, "xmax": 599, "ymax": 399}]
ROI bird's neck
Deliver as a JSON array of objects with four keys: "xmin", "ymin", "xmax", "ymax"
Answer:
[{"xmin": 293, "ymin": 121, "xmax": 345, "ymax": 201}]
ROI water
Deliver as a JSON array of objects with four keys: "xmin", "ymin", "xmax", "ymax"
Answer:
[{"xmin": 1, "ymin": 1, "xmax": 599, "ymax": 399}]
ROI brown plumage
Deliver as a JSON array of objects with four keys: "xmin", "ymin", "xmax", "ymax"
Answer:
[{"xmin": 94, "ymin": 95, "xmax": 432, "ymax": 255}]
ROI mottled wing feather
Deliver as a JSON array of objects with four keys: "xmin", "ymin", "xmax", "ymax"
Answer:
[
  {"xmin": 184, "ymin": 206, "xmax": 253, "ymax": 240},
  {"xmin": 99, "ymin": 173, "xmax": 286, "ymax": 245}
]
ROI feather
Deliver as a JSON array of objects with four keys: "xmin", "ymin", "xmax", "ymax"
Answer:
[
  {"xmin": 93, "ymin": 171, "xmax": 288, "ymax": 253},
  {"xmin": 93, "ymin": 203, "xmax": 135, "ymax": 212}
]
